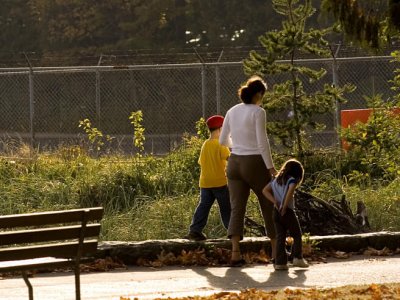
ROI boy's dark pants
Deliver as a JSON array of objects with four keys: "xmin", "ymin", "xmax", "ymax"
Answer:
[
  {"xmin": 273, "ymin": 208, "xmax": 303, "ymax": 265},
  {"xmin": 189, "ymin": 186, "xmax": 231, "ymax": 233}
]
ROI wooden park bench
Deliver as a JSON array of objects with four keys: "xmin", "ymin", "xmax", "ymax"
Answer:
[{"xmin": 0, "ymin": 207, "xmax": 104, "ymax": 300}]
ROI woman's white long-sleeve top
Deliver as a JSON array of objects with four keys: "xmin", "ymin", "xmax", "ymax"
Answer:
[{"xmin": 219, "ymin": 103, "xmax": 274, "ymax": 169}]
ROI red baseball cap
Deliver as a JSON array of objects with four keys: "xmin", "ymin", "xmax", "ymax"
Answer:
[{"xmin": 206, "ymin": 115, "xmax": 224, "ymax": 129}]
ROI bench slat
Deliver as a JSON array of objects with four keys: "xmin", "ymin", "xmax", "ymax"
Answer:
[
  {"xmin": 0, "ymin": 257, "xmax": 93, "ymax": 273},
  {"xmin": 0, "ymin": 240, "xmax": 99, "ymax": 261},
  {"xmin": 0, "ymin": 207, "xmax": 103, "ymax": 228},
  {"xmin": 0, "ymin": 224, "xmax": 101, "ymax": 246},
  {"xmin": 0, "ymin": 257, "xmax": 71, "ymax": 271}
]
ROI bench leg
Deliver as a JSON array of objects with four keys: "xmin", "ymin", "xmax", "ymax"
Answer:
[
  {"xmin": 22, "ymin": 271, "xmax": 34, "ymax": 300},
  {"xmin": 74, "ymin": 265, "xmax": 81, "ymax": 300}
]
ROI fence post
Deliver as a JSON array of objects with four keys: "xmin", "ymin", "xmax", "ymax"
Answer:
[
  {"xmin": 24, "ymin": 53, "xmax": 35, "ymax": 150},
  {"xmin": 331, "ymin": 44, "xmax": 341, "ymax": 150},
  {"xmin": 371, "ymin": 57, "xmax": 376, "ymax": 96},
  {"xmin": 28, "ymin": 70, "xmax": 35, "ymax": 150},
  {"xmin": 215, "ymin": 66, "xmax": 220, "ymax": 115},
  {"xmin": 201, "ymin": 65, "xmax": 206, "ymax": 118},
  {"xmin": 96, "ymin": 56, "xmax": 102, "ymax": 128},
  {"xmin": 194, "ymin": 48, "xmax": 207, "ymax": 118},
  {"xmin": 215, "ymin": 50, "xmax": 224, "ymax": 115},
  {"xmin": 95, "ymin": 71, "xmax": 101, "ymax": 128}
]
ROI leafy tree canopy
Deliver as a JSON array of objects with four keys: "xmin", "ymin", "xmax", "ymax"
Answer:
[
  {"xmin": 0, "ymin": 0, "xmax": 338, "ymax": 65},
  {"xmin": 321, "ymin": 0, "xmax": 400, "ymax": 48}
]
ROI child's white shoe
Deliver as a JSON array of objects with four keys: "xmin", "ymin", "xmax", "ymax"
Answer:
[
  {"xmin": 274, "ymin": 264, "xmax": 288, "ymax": 270},
  {"xmin": 293, "ymin": 258, "xmax": 309, "ymax": 268}
]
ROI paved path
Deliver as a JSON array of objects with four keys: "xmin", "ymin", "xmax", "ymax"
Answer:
[{"xmin": 0, "ymin": 255, "xmax": 399, "ymax": 300}]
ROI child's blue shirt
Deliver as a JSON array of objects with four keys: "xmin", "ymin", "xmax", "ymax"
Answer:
[{"xmin": 270, "ymin": 177, "xmax": 297, "ymax": 209}]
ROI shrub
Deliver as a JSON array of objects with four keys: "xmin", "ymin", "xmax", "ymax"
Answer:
[{"xmin": 341, "ymin": 95, "xmax": 400, "ymax": 182}]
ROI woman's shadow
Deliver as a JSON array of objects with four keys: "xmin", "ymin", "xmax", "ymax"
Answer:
[{"xmin": 192, "ymin": 264, "xmax": 307, "ymax": 291}]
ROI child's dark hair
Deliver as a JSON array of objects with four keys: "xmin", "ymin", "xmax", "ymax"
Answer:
[
  {"xmin": 238, "ymin": 75, "xmax": 267, "ymax": 104},
  {"xmin": 209, "ymin": 127, "xmax": 220, "ymax": 132},
  {"xmin": 275, "ymin": 159, "xmax": 304, "ymax": 186}
]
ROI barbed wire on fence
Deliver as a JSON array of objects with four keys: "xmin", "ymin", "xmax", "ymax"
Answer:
[{"xmin": 1, "ymin": 44, "xmax": 399, "ymax": 67}]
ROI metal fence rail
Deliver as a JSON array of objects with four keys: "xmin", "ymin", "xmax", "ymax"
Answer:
[{"xmin": 0, "ymin": 55, "xmax": 397, "ymax": 154}]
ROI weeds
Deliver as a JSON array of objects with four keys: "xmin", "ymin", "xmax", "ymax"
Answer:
[
  {"xmin": 129, "ymin": 110, "xmax": 145, "ymax": 156},
  {"xmin": 0, "ymin": 136, "xmax": 398, "ymax": 241},
  {"xmin": 78, "ymin": 118, "xmax": 114, "ymax": 156}
]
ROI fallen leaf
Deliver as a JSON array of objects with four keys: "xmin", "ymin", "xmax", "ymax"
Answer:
[
  {"xmin": 331, "ymin": 250, "xmax": 351, "ymax": 259},
  {"xmin": 363, "ymin": 247, "xmax": 393, "ymax": 256}
]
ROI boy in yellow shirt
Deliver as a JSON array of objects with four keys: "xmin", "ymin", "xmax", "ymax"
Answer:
[{"xmin": 185, "ymin": 115, "xmax": 231, "ymax": 241}]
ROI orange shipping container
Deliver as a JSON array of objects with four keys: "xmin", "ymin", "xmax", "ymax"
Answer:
[{"xmin": 340, "ymin": 108, "xmax": 400, "ymax": 150}]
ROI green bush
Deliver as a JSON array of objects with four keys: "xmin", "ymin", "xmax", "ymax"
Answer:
[{"xmin": 341, "ymin": 96, "xmax": 400, "ymax": 182}]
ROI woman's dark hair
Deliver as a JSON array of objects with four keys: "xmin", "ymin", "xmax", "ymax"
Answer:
[
  {"xmin": 276, "ymin": 159, "xmax": 304, "ymax": 186},
  {"xmin": 238, "ymin": 75, "xmax": 267, "ymax": 104}
]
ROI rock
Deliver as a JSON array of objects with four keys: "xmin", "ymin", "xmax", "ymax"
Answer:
[{"xmin": 96, "ymin": 232, "xmax": 400, "ymax": 265}]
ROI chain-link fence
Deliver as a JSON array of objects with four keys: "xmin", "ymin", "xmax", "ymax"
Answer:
[{"xmin": 0, "ymin": 55, "xmax": 397, "ymax": 154}]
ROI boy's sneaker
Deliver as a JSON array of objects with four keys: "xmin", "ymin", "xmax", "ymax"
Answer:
[
  {"xmin": 274, "ymin": 264, "xmax": 288, "ymax": 270},
  {"xmin": 292, "ymin": 257, "xmax": 309, "ymax": 268},
  {"xmin": 184, "ymin": 232, "xmax": 207, "ymax": 241}
]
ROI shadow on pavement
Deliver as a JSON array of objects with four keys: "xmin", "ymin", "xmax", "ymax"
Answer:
[{"xmin": 192, "ymin": 265, "xmax": 307, "ymax": 291}]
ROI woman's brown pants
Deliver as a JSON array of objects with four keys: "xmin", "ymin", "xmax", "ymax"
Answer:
[{"xmin": 226, "ymin": 154, "xmax": 275, "ymax": 239}]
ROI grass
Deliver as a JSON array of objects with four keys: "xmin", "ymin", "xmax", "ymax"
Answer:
[
  {"xmin": 0, "ymin": 142, "xmax": 399, "ymax": 242},
  {"xmin": 310, "ymin": 172, "xmax": 400, "ymax": 232},
  {"xmin": 343, "ymin": 178, "xmax": 400, "ymax": 231}
]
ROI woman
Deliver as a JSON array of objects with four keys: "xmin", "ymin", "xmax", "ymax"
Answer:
[{"xmin": 219, "ymin": 75, "xmax": 277, "ymax": 266}]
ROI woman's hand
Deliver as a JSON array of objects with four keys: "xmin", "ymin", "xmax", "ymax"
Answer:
[
  {"xmin": 279, "ymin": 206, "xmax": 287, "ymax": 216},
  {"xmin": 269, "ymin": 167, "xmax": 277, "ymax": 177}
]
